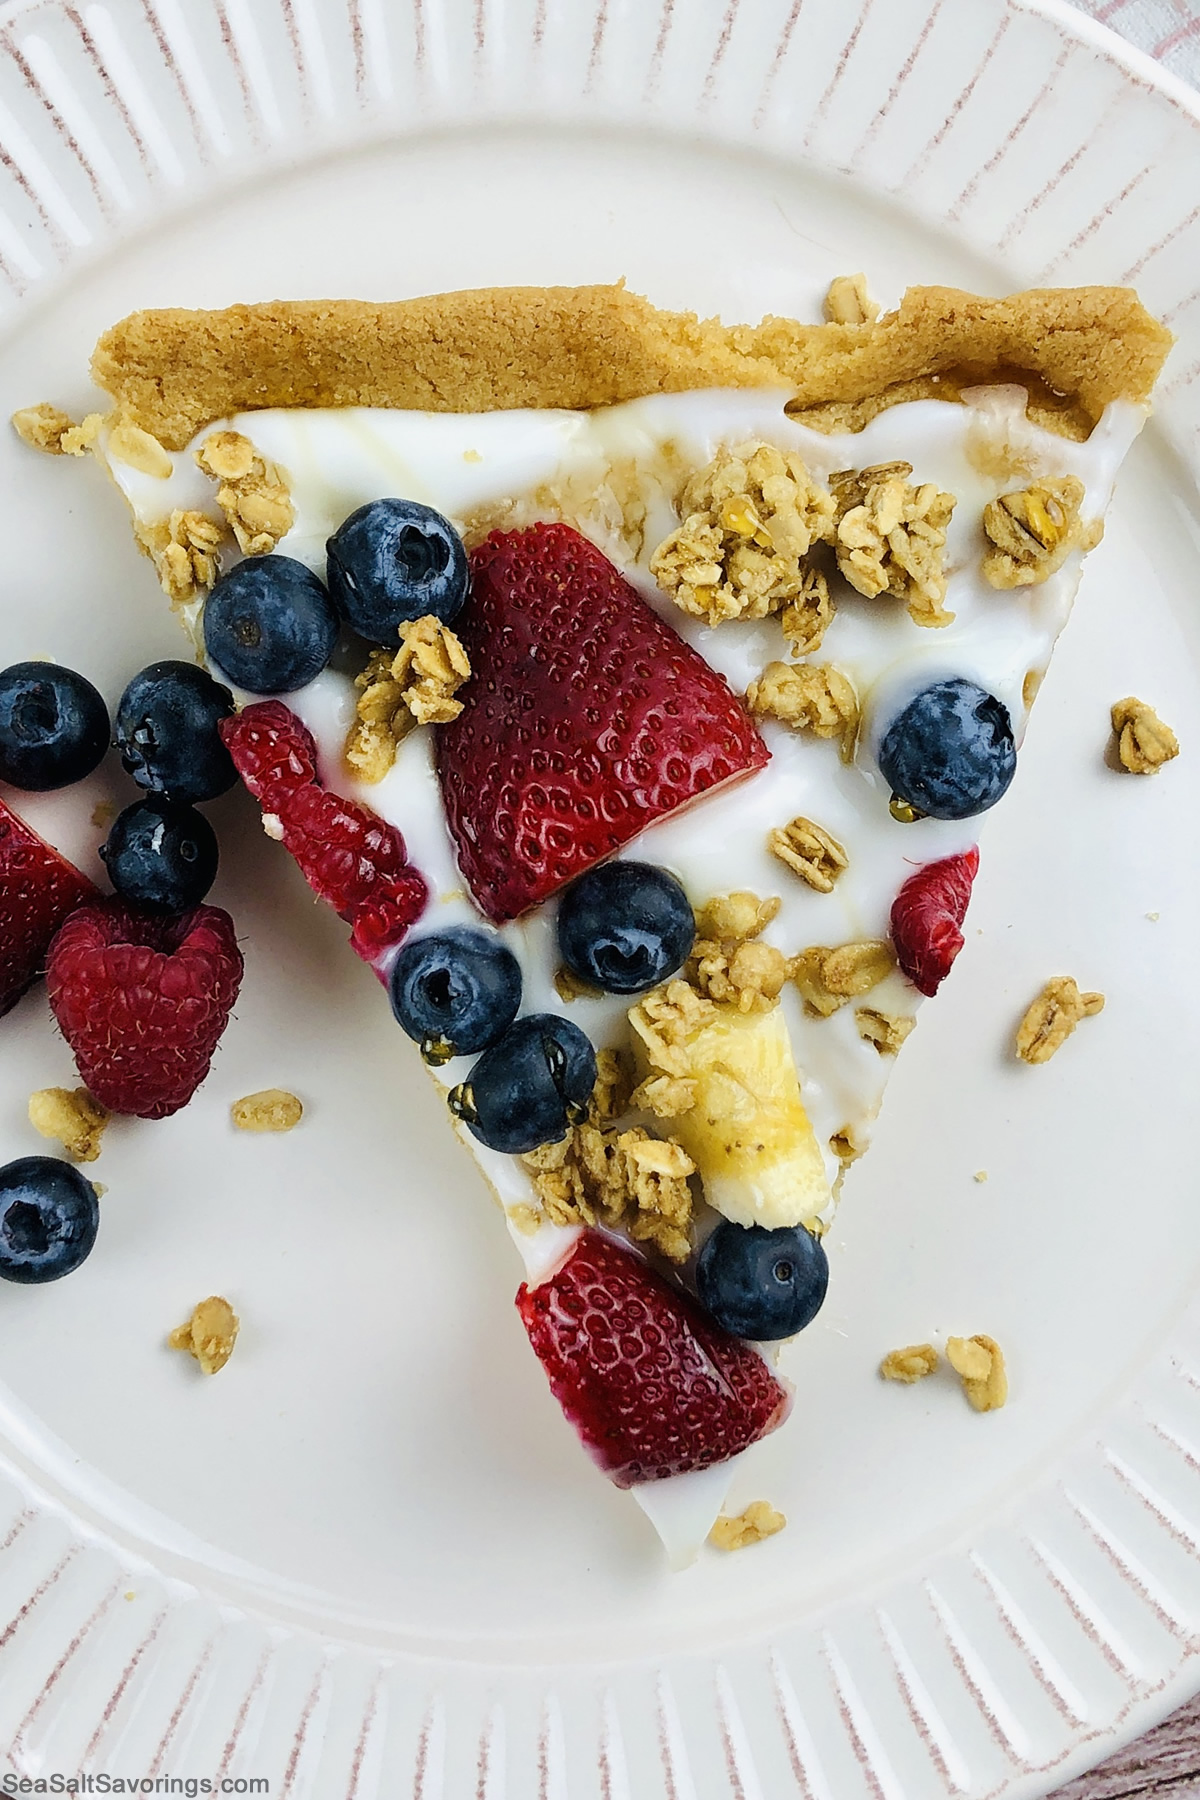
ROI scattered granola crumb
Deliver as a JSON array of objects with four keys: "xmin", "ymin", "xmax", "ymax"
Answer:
[
  {"xmin": 746, "ymin": 660, "xmax": 859, "ymax": 761},
  {"xmin": 589, "ymin": 1047, "xmax": 633, "ymax": 1124},
  {"xmin": 196, "ymin": 429, "xmax": 294, "ymax": 555},
  {"xmin": 627, "ymin": 978, "xmax": 717, "ymax": 1078},
  {"xmin": 879, "ymin": 1343, "xmax": 938, "ymax": 1383},
  {"xmin": 60, "ymin": 412, "xmax": 105, "ymax": 457},
  {"xmin": 830, "ymin": 1125, "xmax": 866, "ymax": 1163},
  {"xmin": 28, "ymin": 1086, "xmax": 109, "ymax": 1162},
  {"xmin": 1147, "ymin": 911, "xmax": 1160, "ymax": 922},
  {"xmin": 11, "ymin": 401, "xmax": 76, "ymax": 454},
  {"xmin": 686, "ymin": 891, "xmax": 788, "ymax": 1011},
  {"xmin": 108, "ymin": 417, "xmax": 173, "ymax": 479},
  {"xmin": 168, "ymin": 1295, "xmax": 239, "ymax": 1375},
  {"xmin": 554, "ymin": 963, "xmax": 598, "ymax": 1003},
  {"xmin": 649, "ymin": 442, "xmax": 836, "ymax": 630},
  {"xmin": 709, "ymin": 1500, "xmax": 787, "ymax": 1550},
  {"xmin": 982, "ymin": 476, "xmax": 1099, "ymax": 588},
  {"xmin": 1015, "ymin": 976, "xmax": 1105, "ymax": 1064},
  {"xmin": 695, "ymin": 891, "xmax": 780, "ymax": 944},
  {"xmin": 91, "ymin": 1182, "xmax": 106, "ymax": 1199},
  {"xmin": 823, "ymin": 273, "xmax": 879, "ymax": 326},
  {"xmin": 1111, "ymin": 696, "xmax": 1179, "ymax": 774},
  {"xmin": 231, "ymin": 1088, "xmax": 303, "ymax": 1133},
  {"xmin": 1022, "ymin": 668, "xmax": 1043, "ymax": 710},
  {"xmin": 830, "ymin": 461, "xmax": 956, "ymax": 627},
  {"xmin": 522, "ymin": 1121, "xmax": 695, "ymax": 1263},
  {"xmin": 974, "ymin": 1170, "xmax": 988, "ymax": 1184},
  {"xmin": 90, "ymin": 799, "xmax": 117, "ymax": 829},
  {"xmin": 506, "ymin": 1203, "xmax": 542, "ymax": 1236},
  {"xmin": 463, "ymin": 448, "xmax": 482, "ymax": 463},
  {"xmin": 792, "ymin": 940, "xmax": 895, "ymax": 1018},
  {"xmin": 630, "ymin": 1071, "xmax": 697, "ymax": 1119},
  {"xmin": 345, "ymin": 615, "xmax": 471, "ymax": 782},
  {"xmin": 769, "ymin": 815, "xmax": 848, "ymax": 892},
  {"xmin": 262, "ymin": 812, "xmax": 284, "ymax": 841},
  {"xmin": 946, "ymin": 1334, "xmax": 1007, "ymax": 1412},
  {"xmin": 855, "ymin": 1006, "xmax": 915, "ymax": 1055},
  {"xmin": 133, "ymin": 509, "xmax": 225, "ymax": 606}
]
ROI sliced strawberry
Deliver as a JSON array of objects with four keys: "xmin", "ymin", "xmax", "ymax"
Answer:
[
  {"xmin": 516, "ymin": 1230, "xmax": 791, "ymax": 1487},
  {"xmin": 890, "ymin": 847, "xmax": 980, "ymax": 997},
  {"xmin": 0, "ymin": 797, "xmax": 98, "ymax": 1017},
  {"xmin": 438, "ymin": 524, "xmax": 770, "ymax": 922},
  {"xmin": 221, "ymin": 702, "xmax": 428, "ymax": 964}
]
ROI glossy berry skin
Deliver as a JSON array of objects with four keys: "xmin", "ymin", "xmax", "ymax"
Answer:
[
  {"xmin": 0, "ymin": 1156, "xmax": 99, "ymax": 1284},
  {"xmin": 890, "ymin": 846, "xmax": 980, "ymax": 997},
  {"xmin": 203, "ymin": 555, "xmax": 339, "ymax": 695},
  {"xmin": 115, "ymin": 660, "xmax": 236, "ymax": 803},
  {"xmin": 0, "ymin": 661, "xmax": 109, "ymax": 791},
  {"xmin": 101, "ymin": 796, "xmax": 219, "ymax": 915},
  {"xmin": 438, "ymin": 524, "xmax": 769, "ymax": 922},
  {"xmin": 557, "ymin": 860, "xmax": 695, "ymax": 994},
  {"xmin": 697, "ymin": 1221, "xmax": 829, "ymax": 1341},
  {"xmin": 326, "ymin": 499, "xmax": 469, "ymax": 640},
  {"xmin": 389, "ymin": 926, "xmax": 521, "ymax": 1061},
  {"xmin": 878, "ymin": 678, "xmax": 1016, "ymax": 820},
  {"xmin": 0, "ymin": 798, "xmax": 97, "ymax": 1017},
  {"xmin": 453, "ymin": 1013, "xmax": 597, "ymax": 1154},
  {"xmin": 517, "ymin": 1230, "xmax": 791, "ymax": 1485}
]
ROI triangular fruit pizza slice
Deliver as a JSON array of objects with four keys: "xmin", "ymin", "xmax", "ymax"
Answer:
[{"xmin": 12, "ymin": 279, "xmax": 1170, "ymax": 1561}]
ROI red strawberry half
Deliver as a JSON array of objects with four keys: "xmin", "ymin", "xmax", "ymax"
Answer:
[
  {"xmin": 221, "ymin": 701, "xmax": 428, "ymax": 964},
  {"xmin": 47, "ymin": 901, "xmax": 243, "ymax": 1118},
  {"xmin": 0, "ymin": 797, "xmax": 98, "ymax": 1017},
  {"xmin": 517, "ymin": 1230, "xmax": 791, "ymax": 1486},
  {"xmin": 890, "ymin": 847, "xmax": 980, "ymax": 997},
  {"xmin": 438, "ymin": 524, "xmax": 770, "ymax": 922}
]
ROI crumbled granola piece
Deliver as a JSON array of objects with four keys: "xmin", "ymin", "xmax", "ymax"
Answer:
[
  {"xmin": 554, "ymin": 963, "xmax": 599, "ymax": 1003},
  {"xmin": 345, "ymin": 616, "xmax": 471, "ymax": 782},
  {"xmin": 11, "ymin": 402, "xmax": 75, "ymax": 454},
  {"xmin": 59, "ymin": 412, "xmax": 104, "ymax": 457},
  {"xmin": 507, "ymin": 1203, "xmax": 542, "ymax": 1236},
  {"xmin": 28, "ymin": 1086, "xmax": 108, "ymax": 1162},
  {"xmin": 829, "ymin": 1126, "xmax": 866, "ymax": 1163},
  {"xmin": 589, "ymin": 1047, "xmax": 633, "ymax": 1123},
  {"xmin": 855, "ymin": 1007, "xmax": 915, "ymax": 1055},
  {"xmin": 879, "ymin": 1344, "xmax": 938, "ymax": 1383},
  {"xmin": 1022, "ymin": 668, "xmax": 1043, "ymax": 710},
  {"xmin": 694, "ymin": 891, "xmax": 780, "ymax": 945},
  {"xmin": 90, "ymin": 799, "xmax": 117, "ymax": 829},
  {"xmin": 630, "ymin": 1072, "xmax": 697, "ymax": 1119},
  {"xmin": 779, "ymin": 564, "xmax": 835, "ymax": 657},
  {"xmin": 685, "ymin": 890, "xmax": 789, "ymax": 1011},
  {"xmin": 746, "ymin": 660, "xmax": 859, "ymax": 760},
  {"xmin": 946, "ymin": 1334, "xmax": 1007, "ymax": 1412},
  {"xmin": 769, "ymin": 815, "xmax": 848, "ymax": 893},
  {"xmin": 831, "ymin": 462, "xmax": 956, "ymax": 627},
  {"xmin": 1111, "ymin": 696, "xmax": 1179, "ymax": 774},
  {"xmin": 823, "ymin": 274, "xmax": 879, "ymax": 326},
  {"xmin": 709, "ymin": 1501, "xmax": 787, "ymax": 1551},
  {"xmin": 108, "ymin": 418, "xmax": 173, "ymax": 479},
  {"xmin": 168, "ymin": 1295, "xmax": 239, "ymax": 1375},
  {"xmin": 521, "ymin": 1121, "xmax": 695, "ymax": 1262},
  {"xmin": 649, "ymin": 442, "xmax": 837, "ymax": 630},
  {"xmin": 792, "ymin": 940, "xmax": 895, "ymax": 1018},
  {"xmin": 628, "ymin": 978, "xmax": 717, "ymax": 1078},
  {"xmin": 196, "ymin": 429, "xmax": 294, "ymax": 555},
  {"xmin": 982, "ymin": 476, "xmax": 1099, "ymax": 588},
  {"xmin": 231, "ymin": 1088, "xmax": 303, "ymax": 1133},
  {"xmin": 974, "ymin": 1170, "xmax": 988, "ymax": 1183},
  {"xmin": 1015, "ymin": 976, "xmax": 1105, "ymax": 1065},
  {"xmin": 134, "ymin": 509, "xmax": 225, "ymax": 606}
]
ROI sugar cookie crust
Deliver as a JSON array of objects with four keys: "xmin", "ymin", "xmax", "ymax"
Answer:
[{"xmin": 90, "ymin": 282, "xmax": 1172, "ymax": 451}]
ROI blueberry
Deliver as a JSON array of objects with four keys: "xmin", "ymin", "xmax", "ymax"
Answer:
[
  {"xmin": 557, "ymin": 860, "xmax": 695, "ymax": 995},
  {"xmin": 101, "ymin": 795, "xmax": 219, "ymax": 913},
  {"xmin": 878, "ymin": 678, "xmax": 1016, "ymax": 821},
  {"xmin": 390, "ymin": 926, "xmax": 522, "ymax": 1063},
  {"xmin": 203, "ymin": 555, "xmax": 339, "ymax": 694},
  {"xmin": 115, "ymin": 660, "xmax": 236, "ymax": 804},
  {"xmin": 326, "ymin": 499, "xmax": 469, "ymax": 640},
  {"xmin": 450, "ymin": 1014, "xmax": 597, "ymax": 1154},
  {"xmin": 0, "ymin": 1156, "xmax": 98, "ymax": 1284},
  {"xmin": 0, "ymin": 661, "xmax": 108, "ymax": 791},
  {"xmin": 697, "ymin": 1221, "xmax": 829, "ymax": 1341}
]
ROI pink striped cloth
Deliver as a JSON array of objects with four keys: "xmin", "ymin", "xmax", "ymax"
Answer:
[{"xmin": 1073, "ymin": 0, "xmax": 1200, "ymax": 80}]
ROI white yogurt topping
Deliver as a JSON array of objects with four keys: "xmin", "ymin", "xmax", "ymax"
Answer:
[{"xmin": 103, "ymin": 386, "xmax": 1145, "ymax": 1559}]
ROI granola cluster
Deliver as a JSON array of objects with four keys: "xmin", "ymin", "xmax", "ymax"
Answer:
[
  {"xmin": 28, "ymin": 1086, "xmax": 108, "ymax": 1162},
  {"xmin": 792, "ymin": 940, "xmax": 895, "ymax": 1018},
  {"xmin": 627, "ymin": 977, "xmax": 716, "ymax": 1081},
  {"xmin": 522, "ymin": 1123, "xmax": 695, "ymax": 1263},
  {"xmin": 134, "ymin": 510, "xmax": 224, "ymax": 606},
  {"xmin": 830, "ymin": 461, "xmax": 956, "ymax": 627},
  {"xmin": 746, "ymin": 660, "xmax": 859, "ymax": 760},
  {"xmin": 946, "ymin": 1334, "xmax": 1008, "ymax": 1412},
  {"xmin": 982, "ymin": 476, "xmax": 1099, "ymax": 588},
  {"xmin": 685, "ymin": 892, "xmax": 789, "ymax": 1013},
  {"xmin": 195, "ymin": 430, "xmax": 294, "ymax": 556},
  {"xmin": 11, "ymin": 401, "xmax": 76, "ymax": 454},
  {"xmin": 649, "ymin": 442, "xmax": 836, "ymax": 638},
  {"xmin": 1111, "ymin": 696, "xmax": 1179, "ymax": 774},
  {"xmin": 709, "ymin": 1501, "xmax": 787, "ymax": 1551},
  {"xmin": 768, "ymin": 814, "xmax": 847, "ymax": 892},
  {"xmin": 855, "ymin": 1006, "xmax": 915, "ymax": 1056},
  {"xmin": 1015, "ymin": 976, "xmax": 1104, "ymax": 1064},
  {"xmin": 345, "ymin": 617, "xmax": 472, "ymax": 782},
  {"xmin": 168, "ymin": 1295, "xmax": 239, "ymax": 1375},
  {"xmin": 879, "ymin": 1343, "xmax": 938, "ymax": 1383}
]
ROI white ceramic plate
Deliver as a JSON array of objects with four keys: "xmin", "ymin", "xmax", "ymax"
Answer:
[{"xmin": 2, "ymin": 1, "xmax": 1200, "ymax": 1794}]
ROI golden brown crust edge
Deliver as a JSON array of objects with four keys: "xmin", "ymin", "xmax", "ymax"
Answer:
[{"xmin": 90, "ymin": 282, "xmax": 1173, "ymax": 451}]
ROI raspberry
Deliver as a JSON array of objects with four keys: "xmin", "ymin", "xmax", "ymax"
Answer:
[
  {"xmin": 47, "ymin": 901, "xmax": 243, "ymax": 1119},
  {"xmin": 890, "ymin": 847, "xmax": 980, "ymax": 997},
  {"xmin": 219, "ymin": 701, "xmax": 318, "ymax": 813},
  {"xmin": 0, "ymin": 798, "xmax": 97, "ymax": 1017}
]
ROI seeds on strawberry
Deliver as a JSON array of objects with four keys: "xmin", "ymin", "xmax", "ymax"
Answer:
[
  {"xmin": 516, "ymin": 1229, "xmax": 791, "ymax": 1486},
  {"xmin": 47, "ymin": 900, "xmax": 243, "ymax": 1119},
  {"xmin": 890, "ymin": 847, "xmax": 980, "ymax": 997},
  {"xmin": 438, "ymin": 524, "xmax": 770, "ymax": 923},
  {"xmin": 0, "ymin": 798, "xmax": 98, "ymax": 1018}
]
